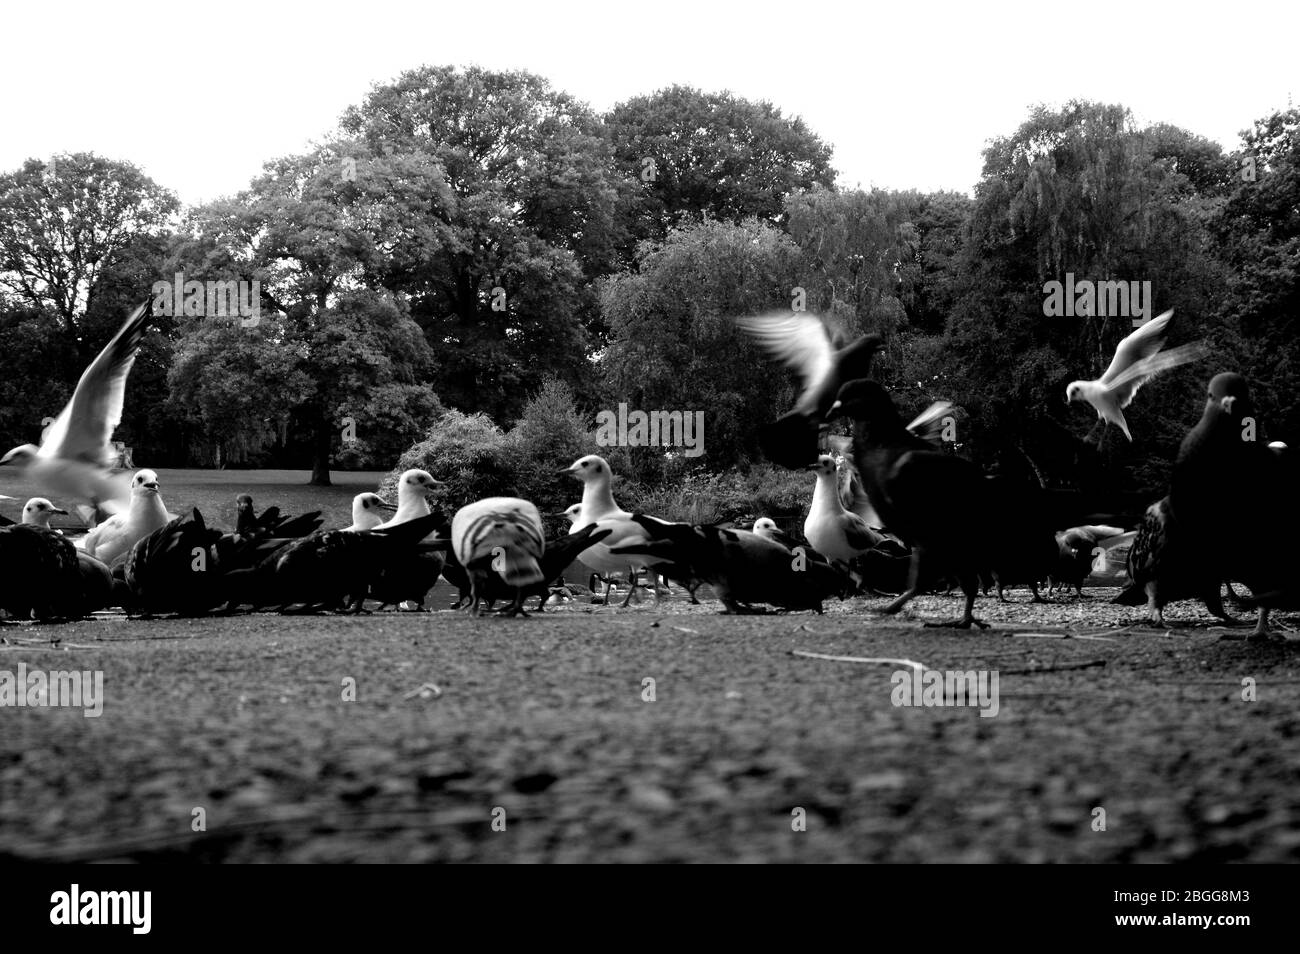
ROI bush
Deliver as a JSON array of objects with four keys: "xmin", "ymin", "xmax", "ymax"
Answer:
[{"xmin": 379, "ymin": 409, "xmax": 514, "ymax": 511}]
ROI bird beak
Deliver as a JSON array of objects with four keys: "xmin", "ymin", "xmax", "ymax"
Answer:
[
  {"xmin": 377, "ymin": 500, "xmax": 398, "ymax": 512},
  {"xmin": 51, "ymin": 507, "xmax": 68, "ymax": 515},
  {"xmin": 559, "ymin": 466, "xmax": 578, "ymax": 476}
]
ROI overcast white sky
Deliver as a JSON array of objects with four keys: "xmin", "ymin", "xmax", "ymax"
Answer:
[{"xmin": 2, "ymin": 0, "xmax": 1295, "ymax": 205}]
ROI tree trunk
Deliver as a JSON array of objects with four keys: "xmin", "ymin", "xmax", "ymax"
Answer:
[{"xmin": 310, "ymin": 413, "xmax": 332, "ymax": 486}]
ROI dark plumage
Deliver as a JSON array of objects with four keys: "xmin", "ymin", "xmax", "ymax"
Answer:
[
  {"xmin": 368, "ymin": 511, "xmax": 452, "ymax": 611},
  {"xmin": 827, "ymin": 380, "xmax": 994, "ymax": 628},
  {"xmin": 612, "ymin": 515, "xmax": 850, "ymax": 614},
  {"xmin": 225, "ymin": 513, "xmax": 445, "ymax": 613},
  {"xmin": 0, "ymin": 524, "xmax": 83, "ymax": 620},
  {"xmin": 117, "ymin": 509, "xmax": 226, "ymax": 616}
]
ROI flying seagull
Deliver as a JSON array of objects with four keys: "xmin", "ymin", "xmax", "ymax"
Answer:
[
  {"xmin": 1065, "ymin": 309, "xmax": 1207, "ymax": 441},
  {"xmin": 0, "ymin": 301, "xmax": 150, "ymax": 513}
]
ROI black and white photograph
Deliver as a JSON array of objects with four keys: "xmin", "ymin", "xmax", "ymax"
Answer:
[{"xmin": 0, "ymin": 0, "xmax": 1296, "ymax": 915}]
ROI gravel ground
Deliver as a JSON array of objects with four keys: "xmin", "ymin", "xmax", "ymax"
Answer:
[{"xmin": 2, "ymin": 586, "xmax": 1298, "ymax": 863}]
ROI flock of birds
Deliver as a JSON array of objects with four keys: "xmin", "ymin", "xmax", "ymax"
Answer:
[{"xmin": 0, "ymin": 301, "xmax": 1295, "ymax": 640}]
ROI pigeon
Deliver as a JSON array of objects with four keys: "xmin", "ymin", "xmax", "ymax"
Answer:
[
  {"xmin": 343, "ymin": 492, "xmax": 397, "ymax": 532},
  {"xmin": 375, "ymin": 469, "xmax": 444, "ymax": 529},
  {"xmin": 223, "ymin": 513, "xmax": 445, "ymax": 614},
  {"xmin": 611, "ymin": 515, "xmax": 850, "ymax": 614},
  {"xmin": 0, "ymin": 302, "xmax": 150, "ymax": 513},
  {"xmin": 1065, "ymin": 310, "xmax": 1208, "ymax": 441},
  {"xmin": 115, "ymin": 509, "xmax": 227, "ymax": 616},
  {"xmin": 827, "ymin": 379, "xmax": 994, "ymax": 628},
  {"xmin": 20, "ymin": 498, "xmax": 69, "ymax": 529},
  {"xmin": 235, "ymin": 494, "xmax": 257, "ymax": 534},
  {"xmin": 451, "ymin": 497, "xmax": 546, "ymax": 616},
  {"xmin": 563, "ymin": 454, "xmax": 666, "ymax": 606},
  {"xmin": 368, "ymin": 510, "xmax": 451, "ymax": 611},
  {"xmin": 0, "ymin": 524, "xmax": 84, "ymax": 621},
  {"xmin": 734, "ymin": 312, "xmax": 883, "ymax": 467},
  {"xmin": 81, "ymin": 469, "xmax": 173, "ymax": 566},
  {"xmin": 804, "ymin": 454, "xmax": 882, "ymax": 564}
]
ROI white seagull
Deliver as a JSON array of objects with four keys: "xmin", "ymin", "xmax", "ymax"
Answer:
[
  {"xmin": 0, "ymin": 302, "xmax": 150, "ymax": 514},
  {"xmin": 21, "ymin": 498, "xmax": 69, "ymax": 529},
  {"xmin": 1066, "ymin": 310, "xmax": 1207, "ymax": 441},
  {"xmin": 375, "ymin": 469, "xmax": 444, "ymax": 528},
  {"xmin": 564, "ymin": 454, "xmax": 666, "ymax": 606},
  {"xmin": 804, "ymin": 455, "xmax": 882, "ymax": 563},
  {"xmin": 82, "ymin": 469, "xmax": 173, "ymax": 565},
  {"xmin": 343, "ymin": 492, "xmax": 397, "ymax": 532}
]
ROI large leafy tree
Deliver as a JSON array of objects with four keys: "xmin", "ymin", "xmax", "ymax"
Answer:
[
  {"xmin": 0, "ymin": 153, "xmax": 177, "ymax": 352},
  {"xmin": 599, "ymin": 219, "xmax": 804, "ymax": 472},
  {"xmin": 339, "ymin": 66, "xmax": 634, "ymax": 421},
  {"xmin": 176, "ymin": 147, "xmax": 445, "ymax": 483},
  {"xmin": 604, "ymin": 85, "xmax": 836, "ymax": 241}
]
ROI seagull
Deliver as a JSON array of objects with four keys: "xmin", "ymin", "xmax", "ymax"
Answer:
[
  {"xmin": 734, "ymin": 312, "xmax": 883, "ymax": 467},
  {"xmin": 752, "ymin": 517, "xmax": 802, "ymax": 550},
  {"xmin": 563, "ymin": 454, "xmax": 666, "ymax": 606},
  {"xmin": 1065, "ymin": 310, "xmax": 1207, "ymax": 441},
  {"xmin": 804, "ymin": 454, "xmax": 883, "ymax": 564},
  {"xmin": 344, "ymin": 492, "xmax": 398, "ymax": 532},
  {"xmin": 375, "ymin": 469, "xmax": 444, "ymax": 528},
  {"xmin": 82, "ymin": 469, "xmax": 173, "ymax": 566},
  {"xmin": 0, "ymin": 302, "xmax": 150, "ymax": 514},
  {"xmin": 20, "ymin": 498, "xmax": 69, "ymax": 528}
]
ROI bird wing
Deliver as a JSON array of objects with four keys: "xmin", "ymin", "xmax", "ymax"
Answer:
[
  {"xmin": 734, "ymin": 312, "xmax": 834, "ymax": 412},
  {"xmin": 1106, "ymin": 341, "xmax": 1210, "ymax": 408},
  {"xmin": 905, "ymin": 402, "xmax": 954, "ymax": 444},
  {"xmin": 40, "ymin": 302, "xmax": 150, "ymax": 466},
  {"xmin": 1098, "ymin": 309, "xmax": 1173, "ymax": 386},
  {"xmin": 842, "ymin": 512, "xmax": 881, "ymax": 551}
]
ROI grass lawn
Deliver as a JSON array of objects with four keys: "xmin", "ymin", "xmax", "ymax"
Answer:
[{"xmin": 0, "ymin": 468, "xmax": 390, "ymax": 533}]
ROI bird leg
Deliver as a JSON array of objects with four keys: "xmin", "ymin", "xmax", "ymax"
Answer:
[
  {"xmin": 883, "ymin": 547, "xmax": 923, "ymax": 614},
  {"xmin": 923, "ymin": 579, "xmax": 989, "ymax": 629},
  {"xmin": 1247, "ymin": 607, "xmax": 1284, "ymax": 642},
  {"xmin": 1144, "ymin": 582, "xmax": 1167, "ymax": 628},
  {"xmin": 1203, "ymin": 588, "xmax": 1244, "ymax": 627},
  {"xmin": 619, "ymin": 566, "xmax": 641, "ymax": 607},
  {"xmin": 1030, "ymin": 583, "xmax": 1048, "ymax": 604}
]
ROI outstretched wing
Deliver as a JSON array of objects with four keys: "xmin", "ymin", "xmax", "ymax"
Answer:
[
  {"xmin": 1106, "ymin": 340, "xmax": 1210, "ymax": 407},
  {"xmin": 734, "ymin": 312, "xmax": 835, "ymax": 412},
  {"xmin": 40, "ymin": 302, "xmax": 150, "ymax": 465},
  {"xmin": 1097, "ymin": 309, "xmax": 1173, "ymax": 386}
]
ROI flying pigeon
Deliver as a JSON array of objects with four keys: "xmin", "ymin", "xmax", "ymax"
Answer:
[
  {"xmin": 0, "ymin": 302, "xmax": 150, "ymax": 513},
  {"xmin": 1065, "ymin": 309, "xmax": 1208, "ymax": 441},
  {"xmin": 734, "ymin": 312, "xmax": 883, "ymax": 467}
]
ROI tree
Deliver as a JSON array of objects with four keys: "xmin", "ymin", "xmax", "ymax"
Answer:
[
  {"xmin": 179, "ymin": 146, "xmax": 446, "ymax": 483},
  {"xmin": 604, "ymin": 85, "xmax": 835, "ymax": 244},
  {"xmin": 599, "ymin": 219, "xmax": 804, "ymax": 472},
  {"xmin": 339, "ymin": 66, "xmax": 634, "ymax": 421},
  {"xmin": 0, "ymin": 153, "xmax": 177, "ymax": 354}
]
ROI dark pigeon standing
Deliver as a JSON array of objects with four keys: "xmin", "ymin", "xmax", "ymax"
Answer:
[{"xmin": 0, "ymin": 524, "xmax": 84, "ymax": 621}]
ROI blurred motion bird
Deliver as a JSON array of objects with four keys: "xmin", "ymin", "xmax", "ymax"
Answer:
[
  {"xmin": 827, "ymin": 379, "xmax": 993, "ymax": 628},
  {"xmin": 734, "ymin": 312, "xmax": 883, "ymax": 467},
  {"xmin": 1051, "ymin": 525, "xmax": 1129, "ymax": 596},
  {"xmin": 0, "ymin": 302, "xmax": 150, "ymax": 514},
  {"xmin": 451, "ymin": 497, "xmax": 546, "ymax": 616},
  {"xmin": 1065, "ymin": 310, "xmax": 1207, "ymax": 441},
  {"xmin": 448, "ymin": 522, "xmax": 613, "ymax": 615},
  {"xmin": 82, "ymin": 469, "xmax": 173, "ymax": 566}
]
